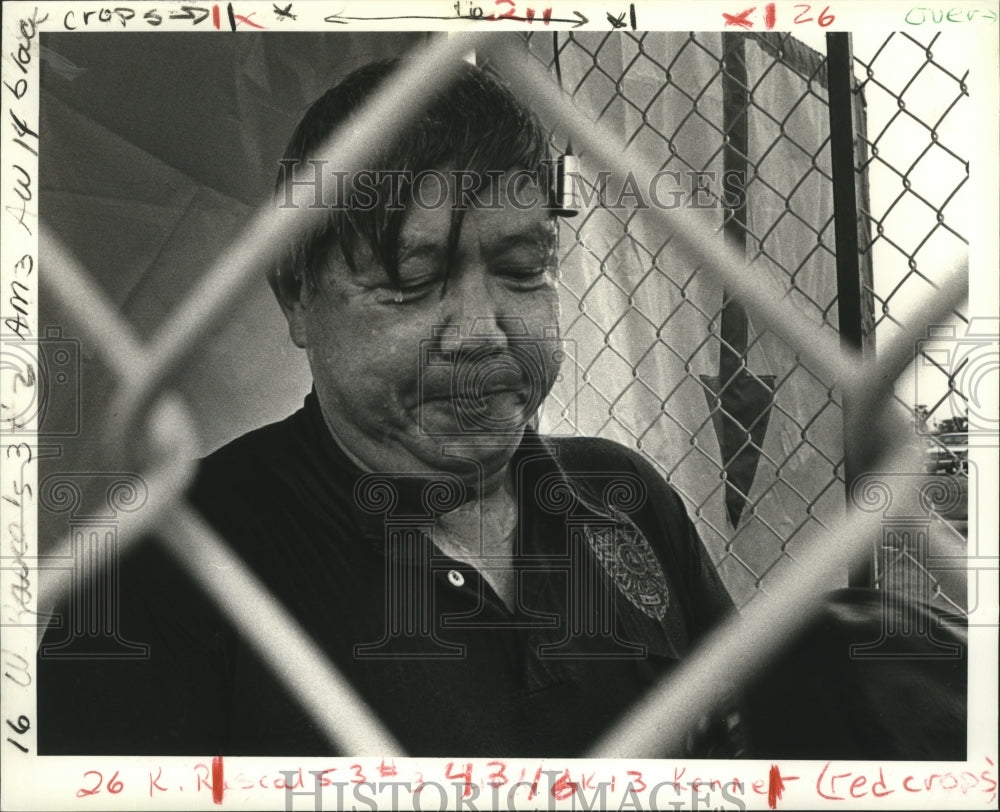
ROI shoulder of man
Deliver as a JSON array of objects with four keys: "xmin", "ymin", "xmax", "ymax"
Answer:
[
  {"xmin": 540, "ymin": 433, "xmax": 693, "ymax": 535},
  {"xmin": 540, "ymin": 432, "xmax": 663, "ymax": 485},
  {"xmin": 539, "ymin": 432, "xmax": 735, "ymax": 633},
  {"xmin": 196, "ymin": 410, "xmax": 304, "ymax": 483},
  {"xmin": 187, "ymin": 405, "xmax": 314, "ymax": 520}
]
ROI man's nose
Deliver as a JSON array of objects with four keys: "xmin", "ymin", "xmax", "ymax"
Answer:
[{"xmin": 437, "ymin": 271, "xmax": 518, "ymax": 354}]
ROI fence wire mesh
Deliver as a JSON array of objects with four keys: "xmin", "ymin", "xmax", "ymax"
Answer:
[
  {"xmin": 852, "ymin": 31, "xmax": 971, "ymax": 614},
  {"xmin": 28, "ymin": 29, "xmax": 973, "ymax": 760},
  {"xmin": 520, "ymin": 29, "xmax": 969, "ymax": 613}
]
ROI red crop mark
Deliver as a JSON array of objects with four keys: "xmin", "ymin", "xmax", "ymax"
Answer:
[
  {"xmin": 226, "ymin": 2, "xmax": 265, "ymax": 29},
  {"xmin": 723, "ymin": 7, "xmax": 756, "ymax": 27},
  {"xmin": 212, "ymin": 4, "xmax": 220, "ymax": 27},
  {"xmin": 212, "ymin": 757, "xmax": 225, "ymax": 805},
  {"xmin": 764, "ymin": 2, "xmax": 776, "ymax": 27},
  {"xmin": 767, "ymin": 764, "xmax": 785, "ymax": 809}
]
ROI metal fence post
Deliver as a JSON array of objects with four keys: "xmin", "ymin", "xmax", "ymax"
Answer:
[{"xmin": 826, "ymin": 31, "xmax": 873, "ymax": 588}]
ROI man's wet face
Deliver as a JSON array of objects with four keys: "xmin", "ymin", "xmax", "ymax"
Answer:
[{"xmin": 287, "ymin": 174, "xmax": 561, "ymax": 483}]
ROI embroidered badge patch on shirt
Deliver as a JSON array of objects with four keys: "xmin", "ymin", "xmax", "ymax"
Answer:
[{"xmin": 584, "ymin": 524, "xmax": 670, "ymax": 621}]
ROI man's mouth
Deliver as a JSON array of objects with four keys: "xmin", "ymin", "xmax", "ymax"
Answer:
[
  {"xmin": 452, "ymin": 385, "xmax": 526, "ymax": 402},
  {"xmin": 421, "ymin": 368, "xmax": 531, "ymax": 404}
]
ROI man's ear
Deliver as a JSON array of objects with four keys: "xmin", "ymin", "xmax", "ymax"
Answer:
[
  {"xmin": 267, "ymin": 265, "xmax": 311, "ymax": 349},
  {"xmin": 270, "ymin": 270, "xmax": 310, "ymax": 349},
  {"xmin": 282, "ymin": 296, "xmax": 309, "ymax": 349}
]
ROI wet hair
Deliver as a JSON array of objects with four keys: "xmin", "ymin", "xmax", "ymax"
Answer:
[{"xmin": 270, "ymin": 58, "xmax": 555, "ymax": 306}]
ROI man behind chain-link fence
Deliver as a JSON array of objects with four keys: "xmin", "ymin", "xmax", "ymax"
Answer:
[{"xmin": 39, "ymin": 58, "xmax": 965, "ymax": 759}]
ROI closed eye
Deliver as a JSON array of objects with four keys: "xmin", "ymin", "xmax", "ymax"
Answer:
[
  {"xmin": 375, "ymin": 276, "xmax": 442, "ymax": 305},
  {"xmin": 496, "ymin": 265, "xmax": 553, "ymax": 289}
]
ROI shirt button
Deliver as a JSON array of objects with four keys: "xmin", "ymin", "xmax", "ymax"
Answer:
[{"xmin": 447, "ymin": 570, "xmax": 465, "ymax": 587}]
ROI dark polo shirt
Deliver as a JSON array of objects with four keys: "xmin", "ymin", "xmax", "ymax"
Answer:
[{"xmin": 39, "ymin": 392, "xmax": 741, "ymax": 756}]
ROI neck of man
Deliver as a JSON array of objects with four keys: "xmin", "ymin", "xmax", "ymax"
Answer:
[
  {"xmin": 323, "ymin": 408, "xmax": 520, "ymax": 607},
  {"xmin": 319, "ymin": 398, "xmax": 520, "ymax": 551},
  {"xmin": 434, "ymin": 471, "xmax": 519, "ymax": 612},
  {"xmin": 433, "ymin": 468, "xmax": 518, "ymax": 561}
]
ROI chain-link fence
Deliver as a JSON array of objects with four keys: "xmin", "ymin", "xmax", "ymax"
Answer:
[
  {"xmin": 23, "ymin": 28, "xmax": 972, "ymax": 764},
  {"xmin": 852, "ymin": 31, "xmax": 971, "ymax": 613},
  {"xmin": 520, "ymin": 29, "xmax": 969, "ymax": 613}
]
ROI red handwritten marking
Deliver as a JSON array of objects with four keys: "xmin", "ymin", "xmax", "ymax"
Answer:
[
  {"xmin": 816, "ymin": 762, "xmax": 846, "ymax": 800},
  {"xmin": 550, "ymin": 770, "xmax": 577, "ymax": 801},
  {"xmin": 445, "ymin": 762, "xmax": 474, "ymax": 799},
  {"xmin": 234, "ymin": 11, "xmax": 264, "ymax": 28},
  {"xmin": 489, "ymin": 0, "xmax": 516, "ymax": 21},
  {"xmin": 212, "ymin": 4, "xmax": 220, "ymax": 28},
  {"xmin": 275, "ymin": 768, "xmax": 304, "ymax": 790},
  {"xmin": 212, "ymin": 757, "xmax": 224, "ymax": 805},
  {"xmin": 764, "ymin": 2, "xmax": 776, "ymax": 28},
  {"xmin": 149, "ymin": 767, "xmax": 166, "ymax": 796},
  {"xmin": 767, "ymin": 764, "xmax": 785, "ymax": 809},
  {"xmin": 486, "ymin": 761, "xmax": 508, "ymax": 788},
  {"xmin": 528, "ymin": 766, "xmax": 543, "ymax": 800},
  {"xmin": 723, "ymin": 7, "xmax": 756, "ymax": 27},
  {"xmin": 226, "ymin": 2, "xmax": 265, "ymax": 29},
  {"xmin": 543, "ymin": 7, "xmax": 552, "ymax": 23}
]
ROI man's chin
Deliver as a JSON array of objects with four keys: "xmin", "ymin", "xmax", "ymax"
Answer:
[{"xmin": 408, "ymin": 421, "xmax": 527, "ymax": 483}]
